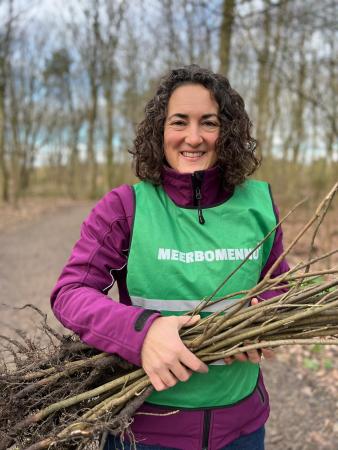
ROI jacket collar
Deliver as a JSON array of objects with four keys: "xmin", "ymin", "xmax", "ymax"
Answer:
[{"xmin": 161, "ymin": 165, "xmax": 233, "ymax": 208}]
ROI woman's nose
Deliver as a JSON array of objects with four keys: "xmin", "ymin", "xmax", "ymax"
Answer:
[{"xmin": 185, "ymin": 125, "xmax": 203, "ymax": 146}]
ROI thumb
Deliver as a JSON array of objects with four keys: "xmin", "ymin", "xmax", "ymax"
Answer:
[
  {"xmin": 251, "ymin": 298, "xmax": 259, "ymax": 306},
  {"xmin": 177, "ymin": 315, "xmax": 201, "ymax": 330}
]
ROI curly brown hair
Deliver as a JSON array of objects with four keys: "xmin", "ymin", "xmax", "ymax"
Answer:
[{"xmin": 130, "ymin": 64, "xmax": 260, "ymax": 187}]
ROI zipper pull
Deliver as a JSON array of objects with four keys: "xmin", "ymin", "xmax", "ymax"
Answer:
[{"xmin": 196, "ymin": 187, "xmax": 205, "ymax": 225}]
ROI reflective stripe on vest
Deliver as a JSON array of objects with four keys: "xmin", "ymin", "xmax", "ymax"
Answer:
[{"xmin": 130, "ymin": 295, "xmax": 248, "ymax": 313}]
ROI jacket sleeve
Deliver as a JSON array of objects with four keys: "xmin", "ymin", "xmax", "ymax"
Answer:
[
  {"xmin": 258, "ymin": 201, "xmax": 290, "ymax": 301},
  {"xmin": 50, "ymin": 185, "xmax": 160, "ymax": 366}
]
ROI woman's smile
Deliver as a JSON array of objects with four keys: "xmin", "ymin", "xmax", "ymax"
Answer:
[{"xmin": 181, "ymin": 151, "xmax": 205, "ymax": 157}]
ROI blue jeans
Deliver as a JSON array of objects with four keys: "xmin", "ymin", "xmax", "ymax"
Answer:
[{"xmin": 103, "ymin": 425, "xmax": 265, "ymax": 449}]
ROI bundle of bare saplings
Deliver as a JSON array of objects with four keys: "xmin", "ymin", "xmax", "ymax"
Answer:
[{"xmin": 1, "ymin": 184, "xmax": 337, "ymax": 450}]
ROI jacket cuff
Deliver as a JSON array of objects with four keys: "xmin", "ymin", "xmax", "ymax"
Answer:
[
  {"xmin": 127, "ymin": 309, "xmax": 161, "ymax": 366},
  {"xmin": 134, "ymin": 309, "xmax": 160, "ymax": 332}
]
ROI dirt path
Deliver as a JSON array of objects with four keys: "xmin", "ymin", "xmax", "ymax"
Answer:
[
  {"xmin": 0, "ymin": 201, "xmax": 337, "ymax": 449},
  {"xmin": 0, "ymin": 201, "xmax": 95, "ymax": 337}
]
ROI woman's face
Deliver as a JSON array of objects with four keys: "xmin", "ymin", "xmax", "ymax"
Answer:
[{"xmin": 164, "ymin": 84, "xmax": 220, "ymax": 174}]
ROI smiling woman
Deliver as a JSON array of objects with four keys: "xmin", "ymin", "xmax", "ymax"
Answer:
[
  {"xmin": 131, "ymin": 64, "xmax": 260, "ymax": 189},
  {"xmin": 164, "ymin": 84, "xmax": 220, "ymax": 173},
  {"xmin": 51, "ymin": 64, "xmax": 289, "ymax": 450}
]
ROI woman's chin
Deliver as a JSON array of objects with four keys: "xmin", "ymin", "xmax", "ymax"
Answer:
[
  {"xmin": 173, "ymin": 157, "xmax": 212, "ymax": 174},
  {"xmin": 175, "ymin": 162, "xmax": 210, "ymax": 174}
]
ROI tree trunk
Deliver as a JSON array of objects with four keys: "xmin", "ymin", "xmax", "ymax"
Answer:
[
  {"xmin": 163, "ymin": 0, "xmax": 180, "ymax": 67},
  {"xmin": 183, "ymin": 0, "xmax": 195, "ymax": 63},
  {"xmin": 100, "ymin": 0, "xmax": 126, "ymax": 190},
  {"xmin": 0, "ymin": 85, "xmax": 9, "ymax": 202},
  {"xmin": 255, "ymin": 0, "xmax": 272, "ymax": 155},
  {"xmin": 87, "ymin": 80, "xmax": 98, "ymax": 199},
  {"xmin": 265, "ymin": 0, "xmax": 290, "ymax": 156},
  {"xmin": 291, "ymin": 31, "xmax": 306, "ymax": 164},
  {"xmin": 218, "ymin": 0, "xmax": 236, "ymax": 75},
  {"xmin": 105, "ymin": 82, "xmax": 114, "ymax": 189},
  {"xmin": 0, "ymin": 0, "xmax": 13, "ymax": 203},
  {"xmin": 86, "ymin": 1, "xmax": 99, "ymax": 199},
  {"xmin": 325, "ymin": 34, "xmax": 337, "ymax": 186},
  {"xmin": 9, "ymin": 64, "xmax": 21, "ymax": 206},
  {"xmin": 68, "ymin": 122, "xmax": 80, "ymax": 199}
]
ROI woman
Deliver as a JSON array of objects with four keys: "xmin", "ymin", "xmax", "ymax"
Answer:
[{"xmin": 51, "ymin": 64, "xmax": 289, "ymax": 450}]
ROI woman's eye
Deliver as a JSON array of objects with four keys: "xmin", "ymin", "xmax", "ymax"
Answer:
[
  {"xmin": 171, "ymin": 121, "xmax": 186, "ymax": 127},
  {"xmin": 203, "ymin": 121, "xmax": 219, "ymax": 127}
]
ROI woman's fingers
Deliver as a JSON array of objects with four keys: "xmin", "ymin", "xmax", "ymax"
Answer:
[
  {"xmin": 177, "ymin": 314, "xmax": 201, "ymax": 329},
  {"xmin": 170, "ymin": 362, "xmax": 192, "ymax": 382},
  {"xmin": 261, "ymin": 347, "xmax": 275, "ymax": 359},
  {"xmin": 246, "ymin": 349, "xmax": 261, "ymax": 363},
  {"xmin": 224, "ymin": 353, "xmax": 248, "ymax": 364},
  {"xmin": 157, "ymin": 369, "xmax": 179, "ymax": 389},
  {"xmin": 225, "ymin": 350, "xmax": 265, "ymax": 364},
  {"xmin": 179, "ymin": 346, "xmax": 208, "ymax": 374},
  {"xmin": 223, "ymin": 357, "xmax": 233, "ymax": 364},
  {"xmin": 234, "ymin": 353, "xmax": 248, "ymax": 362},
  {"xmin": 148, "ymin": 372, "xmax": 168, "ymax": 391},
  {"xmin": 148, "ymin": 363, "xmax": 193, "ymax": 391}
]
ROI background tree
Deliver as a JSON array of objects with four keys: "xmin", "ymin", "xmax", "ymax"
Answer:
[
  {"xmin": 0, "ymin": 0, "xmax": 13, "ymax": 203},
  {"xmin": 218, "ymin": 0, "xmax": 236, "ymax": 75},
  {"xmin": 98, "ymin": 0, "xmax": 126, "ymax": 190}
]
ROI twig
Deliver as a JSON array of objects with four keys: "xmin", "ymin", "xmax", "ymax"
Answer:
[{"xmin": 201, "ymin": 338, "xmax": 338, "ymax": 362}]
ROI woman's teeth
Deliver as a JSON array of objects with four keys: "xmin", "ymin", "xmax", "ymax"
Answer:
[{"xmin": 181, "ymin": 151, "xmax": 205, "ymax": 158}]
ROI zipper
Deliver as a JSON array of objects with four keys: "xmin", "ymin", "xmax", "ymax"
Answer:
[
  {"xmin": 257, "ymin": 384, "xmax": 265, "ymax": 404},
  {"xmin": 202, "ymin": 409, "xmax": 211, "ymax": 450},
  {"xmin": 191, "ymin": 171, "xmax": 205, "ymax": 225},
  {"xmin": 195, "ymin": 186, "xmax": 205, "ymax": 224}
]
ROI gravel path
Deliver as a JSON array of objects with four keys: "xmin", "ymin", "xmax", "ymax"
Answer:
[{"xmin": 0, "ymin": 202, "xmax": 337, "ymax": 449}]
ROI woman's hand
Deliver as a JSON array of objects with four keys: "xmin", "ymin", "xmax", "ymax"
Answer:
[
  {"xmin": 141, "ymin": 315, "xmax": 209, "ymax": 391},
  {"xmin": 223, "ymin": 298, "xmax": 275, "ymax": 365}
]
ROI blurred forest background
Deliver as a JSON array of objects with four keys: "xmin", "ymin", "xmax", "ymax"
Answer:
[{"xmin": 0, "ymin": 0, "xmax": 337, "ymax": 209}]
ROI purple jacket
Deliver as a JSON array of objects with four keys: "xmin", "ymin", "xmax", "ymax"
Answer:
[{"xmin": 51, "ymin": 165, "xmax": 289, "ymax": 449}]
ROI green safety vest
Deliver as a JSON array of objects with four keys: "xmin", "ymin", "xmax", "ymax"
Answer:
[{"xmin": 127, "ymin": 180, "xmax": 276, "ymax": 408}]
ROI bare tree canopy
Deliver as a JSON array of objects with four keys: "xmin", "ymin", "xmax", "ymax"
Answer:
[{"xmin": 0, "ymin": 0, "xmax": 336, "ymax": 203}]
